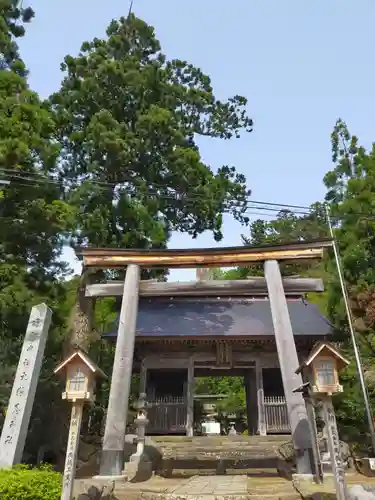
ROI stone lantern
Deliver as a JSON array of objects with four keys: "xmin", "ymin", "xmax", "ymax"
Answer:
[
  {"xmin": 124, "ymin": 392, "xmax": 152, "ymax": 482},
  {"xmin": 133, "ymin": 393, "xmax": 149, "ymax": 457}
]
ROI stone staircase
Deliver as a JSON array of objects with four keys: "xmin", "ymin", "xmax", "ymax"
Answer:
[{"xmin": 152, "ymin": 435, "xmax": 291, "ymax": 477}]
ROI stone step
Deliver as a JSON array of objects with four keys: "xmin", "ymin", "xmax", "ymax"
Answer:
[
  {"xmin": 155, "ymin": 436, "xmax": 289, "ymax": 471},
  {"xmin": 80, "ymin": 474, "xmax": 301, "ymax": 500},
  {"xmin": 162, "ymin": 453, "xmax": 279, "ymax": 460},
  {"xmin": 151, "ymin": 435, "xmax": 288, "ymax": 441},
  {"xmin": 161, "ymin": 454, "xmax": 281, "ymax": 461},
  {"xmin": 160, "ymin": 444, "xmax": 282, "ymax": 451},
  {"xmin": 158, "ymin": 440, "xmax": 285, "ymax": 446},
  {"xmin": 154, "ymin": 436, "xmax": 285, "ymax": 444},
  {"xmin": 158, "ymin": 458, "xmax": 282, "ymax": 477},
  {"xmin": 160, "ymin": 443, "xmax": 282, "ymax": 449}
]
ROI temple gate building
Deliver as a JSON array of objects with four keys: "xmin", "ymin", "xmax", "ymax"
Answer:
[{"xmin": 77, "ymin": 239, "xmax": 333, "ymax": 478}]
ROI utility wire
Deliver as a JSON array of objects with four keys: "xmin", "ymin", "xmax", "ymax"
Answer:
[
  {"xmin": 0, "ymin": 169, "xmax": 315, "ymax": 212},
  {"xmin": 1, "ymin": 167, "xmax": 311, "ymax": 208},
  {"xmin": 0, "ymin": 167, "xmax": 365, "ymax": 216},
  {"xmin": 3, "ymin": 169, "xmax": 375, "ymax": 222},
  {"xmin": 2, "ymin": 171, "xmax": 375, "ymax": 222}
]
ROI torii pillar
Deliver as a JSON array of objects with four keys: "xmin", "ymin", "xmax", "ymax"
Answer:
[
  {"xmin": 264, "ymin": 260, "xmax": 313, "ymax": 475},
  {"xmin": 99, "ymin": 264, "xmax": 140, "ymax": 477}
]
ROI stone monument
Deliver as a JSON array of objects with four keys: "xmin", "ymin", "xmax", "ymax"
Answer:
[{"xmin": 0, "ymin": 303, "xmax": 52, "ymax": 468}]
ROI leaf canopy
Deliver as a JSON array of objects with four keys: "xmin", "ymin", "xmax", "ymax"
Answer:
[{"xmin": 50, "ymin": 14, "xmax": 253, "ymax": 247}]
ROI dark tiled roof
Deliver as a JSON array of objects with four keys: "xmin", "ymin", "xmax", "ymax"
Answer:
[{"xmin": 104, "ymin": 297, "xmax": 333, "ymax": 338}]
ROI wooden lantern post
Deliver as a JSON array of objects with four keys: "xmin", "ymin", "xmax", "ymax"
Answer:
[
  {"xmin": 54, "ymin": 349, "xmax": 106, "ymax": 500},
  {"xmin": 296, "ymin": 342, "xmax": 350, "ymax": 500}
]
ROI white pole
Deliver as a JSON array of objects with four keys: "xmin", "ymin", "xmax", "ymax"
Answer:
[{"xmin": 61, "ymin": 402, "xmax": 84, "ymax": 500}]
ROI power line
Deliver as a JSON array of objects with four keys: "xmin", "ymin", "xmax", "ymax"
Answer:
[
  {"xmin": 3, "ymin": 168, "xmax": 375, "ymax": 222},
  {"xmin": 0, "ymin": 168, "xmax": 350, "ymax": 214},
  {"xmin": 0, "ymin": 168, "xmax": 314, "ymax": 210},
  {"xmin": 0, "ymin": 182, "xmax": 321, "ymax": 218}
]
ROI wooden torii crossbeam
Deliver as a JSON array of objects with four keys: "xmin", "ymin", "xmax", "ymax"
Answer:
[
  {"xmin": 85, "ymin": 277, "xmax": 325, "ymax": 297},
  {"xmin": 75, "ymin": 239, "xmax": 333, "ymax": 269}
]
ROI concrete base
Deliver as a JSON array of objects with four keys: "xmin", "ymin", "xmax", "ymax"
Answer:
[
  {"xmin": 92, "ymin": 474, "xmax": 126, "ymax": 481},
  {"xmin": 99, "ymin": 449, "xmax": 125, "ymax": 477},
  {"xmin": 295, "ymin": 449, "xmax": 313, "ymax": 476},
  {"xmin": 124, "ymin": 454, "xmax": 153, "ymax": 482},
  {"xmin": 292, "ymin": 473, "xmax": 315, "ymax": 482}
]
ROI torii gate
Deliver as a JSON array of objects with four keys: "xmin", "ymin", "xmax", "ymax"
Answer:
[{"xmin": 74, "ymin": 238, "xmax": 332, "ymax": 478}]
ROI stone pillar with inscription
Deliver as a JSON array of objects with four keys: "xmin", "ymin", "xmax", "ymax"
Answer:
[{"xmin": 0, "ymin": 303, "xmax": 52, "ymax": 468}]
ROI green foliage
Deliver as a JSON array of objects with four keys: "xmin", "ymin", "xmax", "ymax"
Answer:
[
  {"xmin": 320, "ymin": 120, "xmax": 375, "ymax": 441},
  {"xmin": 0, "ymin": 5, "xmax": 254, "ymax": 461},
  {"xmin": 195, "ymin": 377, "xmax": 246, "ymax": 415},
  {"xmin": 0, "ymin": 0, "xmax": 34, "ymax": 76},
  {"xmin": 50, "ymin": 14, "xmax": 252, "ymax": 249},
  {"xmin": 0, "ymin": 0, "xmax": 73, "ymax": 450},
  {"xmin": 216, "ymin": 206, "xmax": 330, "ymax": 311},
  {"xmin": 0, "ymin": 464, "xmax": 61, "ymax": 500},
  {"xmin": 215, "ymin": 120, "xmax": 375, "ymax": 443},
  {"xmin": 324, "ymin": 119, "xmax": 375, "ymax": 330}
]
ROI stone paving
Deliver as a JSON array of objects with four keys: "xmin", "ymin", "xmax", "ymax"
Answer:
[
  {"xmin": 172, "ymin": 475, "xmax": 248, "ymax": 496},
  {"xmin": 76, "ymin": 474, "xmax": 299, "ymax": 499}
]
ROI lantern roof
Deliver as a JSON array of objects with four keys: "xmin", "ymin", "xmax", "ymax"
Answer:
[
  {"xmin": 295, "ymin": 341, "xmax": 350, "ymax": 375},
  {"xmin": 54, "ymin": 348, "xmax": 106, "ymax": 378}
]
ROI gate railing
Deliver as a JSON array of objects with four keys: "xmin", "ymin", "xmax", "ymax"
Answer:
[
  {"xmin": 264, "ymin": 396, "xmax": 290, "ymax": 433},
  {"xmin": 147, "ymin": 396, "xmax": 187, "ymax": 434}
]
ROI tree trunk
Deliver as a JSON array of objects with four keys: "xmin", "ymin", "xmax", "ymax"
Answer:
[{"xmin": 66, "ymin": 269, "xmax": 98, "ymax": 353}]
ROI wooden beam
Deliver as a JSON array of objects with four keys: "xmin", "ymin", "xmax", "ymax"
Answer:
[
  {"xmin": 75, "ymin": 239, "xmax": 333, "ymax": 269},
  {"xmin": 85, "ymin": 277, "xmax": 324, "ymax": 297}
]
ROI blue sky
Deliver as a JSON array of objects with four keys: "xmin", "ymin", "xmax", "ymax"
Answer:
[{"xmin": 19, "ymin": 0, "xmax": 375, "ymax": 280}]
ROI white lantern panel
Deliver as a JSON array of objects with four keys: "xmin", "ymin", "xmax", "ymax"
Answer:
[
  {"xmin": 69, "ymin": 367, "xmax": 86, "ymax": 392},
  {"xmin": 316, "ymin": 359, "xmax": 335, "ymax": 386}
]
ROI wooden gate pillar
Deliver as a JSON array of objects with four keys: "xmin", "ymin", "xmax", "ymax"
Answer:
[
  {"xmin": 186, "ymin": 357, "xmax": 194, "ymax": 437},
  {"xmin": 264, "ymin": 260, "xmax": 312, "ymax": 475},
  {"xmin": 244, "ymin": 368, "xmax": 258, "ymax": 435},
  {"xmin": 99, "ymin": 264, "xmax": 140, "ymax": 477},
  {"xmin": 255, "ymin": 361, "xmax": 267, "ymax": 436},
  {"xmin": 139, "ymin": 358, "xmax": 147, "ymax": 395}
]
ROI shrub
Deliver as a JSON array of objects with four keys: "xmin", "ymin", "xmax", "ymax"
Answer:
[{"xmin": 0, "ymin": 464, "xmax": 62, "ymax": 500}]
